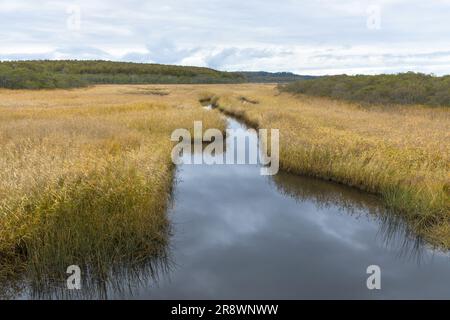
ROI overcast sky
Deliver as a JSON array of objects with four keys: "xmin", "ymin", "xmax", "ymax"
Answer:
[{"xmin": 1, "ymin": 0, "xmax": 450, "ymax": 75}]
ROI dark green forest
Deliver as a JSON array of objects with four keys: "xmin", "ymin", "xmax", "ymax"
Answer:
[
  {"xmin": 280, "ymin": 72, "xmax": 450, "ymax": 107},
  {"xmin": 238, "ymin": 71, "xmax": 315, "ymax": 83},
  {"xmin": 0, "ymin": 60, "xmax": 245, "ymax": 89}
]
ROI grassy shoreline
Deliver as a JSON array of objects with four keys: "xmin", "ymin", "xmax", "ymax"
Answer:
[
  {"xmin": 0, "ymin": 85, "xmax": 226, "ymax": 292},
  {"xmin": 212, "ymin": 84, "xmax": 450, "ymax": 249}
]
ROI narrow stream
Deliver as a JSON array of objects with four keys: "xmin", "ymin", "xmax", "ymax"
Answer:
[
  {"xmin": 18, "ymin": 115, "xmax": 450, "ymax": 299},
  {"xmin": 109, "ymin": 116, "xmax": 450, "ymax": 299}
]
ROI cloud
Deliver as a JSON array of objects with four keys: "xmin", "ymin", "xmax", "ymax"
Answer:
[
  {"xmin": 0, "ymin": 46, "xmax": 113, "ymax": 61},
  {"xmin": 145, "ymin": 39, "xmax": 200, "ymax": 64},
  {"xmin": 204, "ymin": 47, "xmax": 281, "ymax": 69},
  {"xmin": 1, "ymin": 0, "xmax": 450, "ymax": 74}
]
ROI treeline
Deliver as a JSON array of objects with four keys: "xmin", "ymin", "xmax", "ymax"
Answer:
[
  {"xmin": 280, "ymin": 72, "xmax": 450, "ymax": 107},
  {"xmin": 238, "ymin": 71, "xmax": 316, "ymax": 83},
  {"xmin": 0, "ymin": 60, "xmax": 245, "ymax": 89}
]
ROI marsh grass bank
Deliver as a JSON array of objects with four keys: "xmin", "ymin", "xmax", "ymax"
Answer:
[
  {"xmin": 0, "ymin": 83, "xmax": 448, "ymax": 298},
  {"xmin": 211, "ymin": 84, "xmax": 450, "ymax": 248},
  {"xmin": 0, "ymin": 85, "xmax": 225, "ymax": 295}
]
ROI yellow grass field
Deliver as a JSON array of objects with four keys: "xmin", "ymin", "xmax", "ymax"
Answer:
[
  {"xmin": 210, "ymin": 84, "xmax": 449, "ymax": 248},
  {"xmin": 0, "ymin": 83, "xmax": 449, "ymax": 293},
  {"xmin": 0, "ymin": 85, "xmax": 225, "ymax": 287}
]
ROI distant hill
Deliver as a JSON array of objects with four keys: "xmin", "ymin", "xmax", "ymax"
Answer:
[
  {"xmin": 238, "ymin": 71, "xmax": 316, "ymax": 83},
  {"xmin": 0, "ymin": 60, "xmax": 246, "ymax": 89}
]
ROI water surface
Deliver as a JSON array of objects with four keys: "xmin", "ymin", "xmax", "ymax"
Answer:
[{"xmin": 112, "ymin": 117, "xmax": 450, "ymax": 299}]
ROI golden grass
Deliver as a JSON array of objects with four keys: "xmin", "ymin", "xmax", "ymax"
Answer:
[
  {"xmin": 210, "ymin": 84, "xmax": 450, "ymax": 248},
  {"xmin": 0, "ymin": 82, "xmax": 449, "ymax": 294},
  {"xmin": 0, "ymin": 85, "xmax": 225, "ymax": 288}
]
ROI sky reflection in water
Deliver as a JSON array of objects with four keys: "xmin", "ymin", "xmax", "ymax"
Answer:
[
  {"xmin": 118, "ymin": 118, "xmax": 450, "ymax": 299},
  {"xmin": 18, "ymin": 117, "xmax": 449, "ymax": 299}
]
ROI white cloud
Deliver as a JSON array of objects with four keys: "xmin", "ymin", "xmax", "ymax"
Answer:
[{"xmin": 1, "ymin": 0, "xmax": 450, "ymax": 74}]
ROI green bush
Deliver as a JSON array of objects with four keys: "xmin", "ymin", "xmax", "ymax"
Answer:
[
  {"xmin": 0, "ymin": 60, "xmax": 245, "ymax": 89},
  {"xmin": 280, "ymin": 72, "xmax": 450, "ymax": 107}
]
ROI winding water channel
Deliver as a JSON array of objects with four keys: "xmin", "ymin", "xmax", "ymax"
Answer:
[
  {"xmin": 108, "ymin": 116, "xmax": 450, "ymax": 299},
  {"xmin": 19, "ymin": 115, "xmax": 450, "ymax": 299}
]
